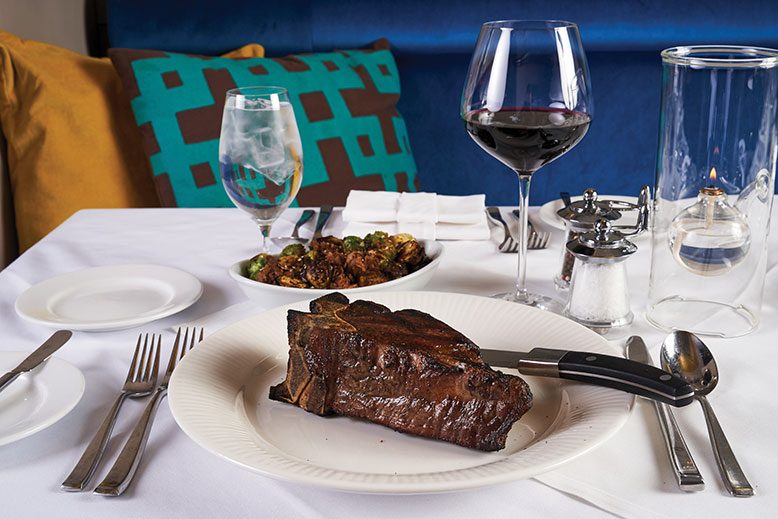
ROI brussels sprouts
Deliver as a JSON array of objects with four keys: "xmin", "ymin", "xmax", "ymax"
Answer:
[
  {"xmin": 280, "ymin": 243, "xmax": 305, "ymax": 257},
  {"xmin": 311, "ymin": 236, "xmax": 344, "ymax": 253},
  {"xmin": 246, "ymin": 253, "xmax": 270, "ymax": 278},
  {"xmin": 342, "ymin": 235, "xmax": 365, "ymax": 253},
  {"xmin": 278, "ymin": 275, "xmax": 308, "ymax": 288},
  {"xmin": 391, "ymin": 233, "xmax": 415, "ymax": 247},
  {"xmin": 364, "ymin": 231, "xmax": 389, "ymax": 249},
  {"xmin": 304, "ymin": 259, "xmax": 332, "ymax": 288},
  {"xmin": 397, "ymin": 239, "xmax": 425, "ymax": 266},
  {"xmin": 382, "ymin": 260, "xmax": 408, "ymax": 279},
  {"xmin": 357, "ymin": 272, "xmax": 389, "ymax": 287}
]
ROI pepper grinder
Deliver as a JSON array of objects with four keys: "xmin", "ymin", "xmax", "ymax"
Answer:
[
  {"xmin": 555, "ymin": 189, "xmax": 622, "ymax": 291},
  {"xmin": 565, "ymin": 218, "xmax": 637, "ymax": 334}
]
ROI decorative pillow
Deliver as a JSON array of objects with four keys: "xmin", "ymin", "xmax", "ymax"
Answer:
[
  {"xmin": 109, "ymin": 40, "xmax": 418, "ymax": 208},
  {"xmin": 0, "ymin": 30, "xmax": 265, "ymax": 251}
]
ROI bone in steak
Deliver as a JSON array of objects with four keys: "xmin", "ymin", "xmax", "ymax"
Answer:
[{"xmin": 269, "ymin": 293, "xmax": 533, "ymax": 451}]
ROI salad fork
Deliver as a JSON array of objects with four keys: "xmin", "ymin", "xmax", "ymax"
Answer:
[
  {"xmin": 94, "ymin": 327, "xmax": 203, "ymax": 496},
  {"xmin": 61, "ymin": 334, "xmax": 161, "ymax": 492}
]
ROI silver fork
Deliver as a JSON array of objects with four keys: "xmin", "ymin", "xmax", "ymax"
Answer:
[
  {"xmin": 61, "ymin": 334, "xmax": 161, "ymax": 491},
  {"xmin": 486, "ymin": 207, "xmax": 517, "ymax": 252},
  {"xmin": 94, "ymin": 328, "xmax": 203, "ymax": 496},
  {"xmin": 512, "ymin": 209, "xmax": 551, "ymax": 250}
]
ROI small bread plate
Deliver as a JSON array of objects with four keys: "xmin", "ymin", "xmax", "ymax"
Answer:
[
  {"xmin": 169, "ymin": 291, "xmax": 633, "ymax": 494},
  {"xmin": 538, "ymin": 195, "xmax": 647, "ymax": 239},
  {"xmin": 0, "ymin": 352, "xmax": 85, "ymax": 446},
  {"xmin": 15, "ymin": 264, "xmax": 203, "ymax": 332}
]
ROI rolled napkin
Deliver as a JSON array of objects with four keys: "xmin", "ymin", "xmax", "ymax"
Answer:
[{"xmin": 341, "ymin": 191, "xmax": 490, "ymax": 240}]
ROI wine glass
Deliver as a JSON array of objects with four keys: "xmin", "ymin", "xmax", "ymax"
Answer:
[
  {"xmin": 219, "ymin": 86, "xmax": 303, "ymax": 252},
  {"xmin": 461, "ymin": 20, "xmax": 593, "ymax": 310}
]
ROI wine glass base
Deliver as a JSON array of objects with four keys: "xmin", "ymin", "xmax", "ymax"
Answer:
[{"xmin": 492, "ymin": 292, "xmax": 565, "ymax": 314}]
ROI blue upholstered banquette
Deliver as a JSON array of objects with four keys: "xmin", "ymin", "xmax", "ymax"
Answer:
[{"xmin": 106, "ymin": 0, "xmax": 778, "ymax": 204}]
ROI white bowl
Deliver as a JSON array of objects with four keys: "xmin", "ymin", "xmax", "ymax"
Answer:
[{"xmin": 229, "ymin": 241, "xmax": 444, "ymax": 306}]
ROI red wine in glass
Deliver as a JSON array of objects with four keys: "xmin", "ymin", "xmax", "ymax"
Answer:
[{"xmin": 464, "ymin": 108, "xmax": 591, "ymax": 173}]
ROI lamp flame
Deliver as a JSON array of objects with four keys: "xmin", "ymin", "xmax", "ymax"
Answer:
[{"xmin": 710, "ymin": 167, "xmax": 717, "ymax": 182}]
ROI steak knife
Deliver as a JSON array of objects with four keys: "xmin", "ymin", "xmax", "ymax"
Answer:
[
  {"xmin": 480, "ymin": 347, "xmax": 695, "ymax": 407},
  {"xmin": 0, "ymin": 330, "xmax": 73, "ymax": 394},
  {"xmin": 626, "ymin": 336, "xmax": 704, "ymax": 491}
]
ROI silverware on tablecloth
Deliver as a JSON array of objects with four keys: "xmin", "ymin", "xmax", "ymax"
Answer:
[
  {"xmin": 486, "ymin": 207, "xmax": 517, "ymax": 252},
  {"xmin": 625, "ymin": 336, "xmax": 704, "ymax": 492},
  {"xmin": 291, "ymin": 209, "xmax": 315, "ymax": 239},
  {"xmin": 61, "ymin": 334, "xmax": 161, "ymax": 492},
  {"xmin": 660, "ymin": 331, "xmax": 754, "ymax": 497},
  {"xmin": 94, "ymin": 328, "xmax": 203, "ymax": 497},
  {"xmin": 0, "ymin": 330, "xmax": 72, "ymax": 395},
  {"xmin": 312, "ymin": 205, "xmax": 333, "ymax": 240},
  {"xmin": 270, "ymin": 209, "xmax": 316, "ymax": 249},
  {"xmin": 511, "ymin": 209, "xmax": 550, "ymax": 249}
]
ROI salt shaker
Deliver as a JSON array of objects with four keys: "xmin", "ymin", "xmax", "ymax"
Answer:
[{"xmin": 565, "ymin": 218, "xmax": 637, "ymax": 334}]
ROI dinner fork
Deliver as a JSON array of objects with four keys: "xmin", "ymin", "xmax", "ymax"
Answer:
[
  {"xmin": 94, "ymin": 328, "xmax": 203, "ymax": 496},
  {"xmin": 512, "ymin": 209, "xmax": 551, "ymax": 250},
  {"xmin": 61, "ymin": 334, "xmax": 161, "ymax": 492},
  {"xmin": 486, "ymin": 207, "xmax": 517, "ymax": 252}
]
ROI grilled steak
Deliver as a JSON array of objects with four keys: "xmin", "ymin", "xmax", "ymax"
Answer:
[{"xmin": 269, "ymin": 293, "xmax": 532, "ymax": 451}]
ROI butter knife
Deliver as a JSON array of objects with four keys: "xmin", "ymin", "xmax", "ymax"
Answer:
[
  {"xmin": 0, "ymin": 330, "xmax": 73, "ymax": 394},
  {"xmin": 626, "ymin": 336, "xmax": 705, "ymax": 491},
  {"xmin": 480, "ymin": 347, "xmax": 695, "ymax": 407},
  {"xmin": 312, "ymin": 205, "xmax": 333, "ymax": 239}
]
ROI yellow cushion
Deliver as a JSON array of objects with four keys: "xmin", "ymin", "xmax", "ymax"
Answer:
[{"xmin": 0, "ymin": 31, "xmax": 264, "ymax": 251}]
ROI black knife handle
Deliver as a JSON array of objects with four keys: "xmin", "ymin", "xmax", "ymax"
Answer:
[{"xmin": 557, "ymin": 351, "xmax": 695, "ymax": 407}]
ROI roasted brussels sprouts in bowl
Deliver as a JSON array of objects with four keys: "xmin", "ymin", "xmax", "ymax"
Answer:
[{"xmin": 229, "ymin": 235, "xmax": 443, "ymax": 306}]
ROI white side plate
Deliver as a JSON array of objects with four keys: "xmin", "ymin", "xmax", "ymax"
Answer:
[
  {"xmin": 0, "ymin": 353, "xmax": 85, "ymax": 446},
  {"xmin": 169, "ymin": 291, "xmax": 633, "ymax": 494},
  {"xmin": 15, "ymin": 265, "xmax": 203, "ymax": 331}
]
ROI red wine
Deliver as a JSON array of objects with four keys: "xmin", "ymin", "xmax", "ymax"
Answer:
[{"xmin": 464, "ymin": 108, "xmax": 591, "ymax": 173}]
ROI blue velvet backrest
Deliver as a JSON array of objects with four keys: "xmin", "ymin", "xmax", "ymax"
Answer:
[{"xmin": 106, "ymin": 0, "xmax": 778, "ymax": 204}]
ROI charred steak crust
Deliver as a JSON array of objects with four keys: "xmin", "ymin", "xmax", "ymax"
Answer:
[{"xmin": 269, "ymin": 293, "xmax": 533, "ymax": 451}]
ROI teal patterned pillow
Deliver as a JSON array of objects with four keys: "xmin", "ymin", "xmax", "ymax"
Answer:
[{"xmin": 109, "ymin": 42, "xmax": 418, "ymax": 207}]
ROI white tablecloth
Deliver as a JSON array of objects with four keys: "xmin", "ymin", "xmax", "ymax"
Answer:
[{"xmin": 1, "ymin": 207, "xmax": 776, "ymax": 519}]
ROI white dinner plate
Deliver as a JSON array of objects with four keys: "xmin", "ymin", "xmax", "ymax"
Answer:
[
  {"xmin": 15, "ymin": 264, "xmax": 203, "ymax": 331},
  {"xmin": 0, "ymin": 352, "xmax": 85, "ymax": 446},
  {"xmin": 538, "ymin": 195, "xmax": 647, "ymax": 239},
  {"xmin": 169, "ymin": 291, "xmax": 633, "ymax": 494}
]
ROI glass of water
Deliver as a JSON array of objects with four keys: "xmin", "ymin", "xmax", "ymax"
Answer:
[{"xmin": 219, "ymin": 86, "xmax": 303, "ymax": 252}]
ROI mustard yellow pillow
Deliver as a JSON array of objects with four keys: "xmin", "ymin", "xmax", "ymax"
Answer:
[{"xmin": 0, "ymin": 31, "xmax": 264, "ymax": 251}]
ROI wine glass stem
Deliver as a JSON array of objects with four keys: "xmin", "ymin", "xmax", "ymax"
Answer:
[
  {"xmin": 515, "ymin": 173, "xmax": 532, "ymax": 303},
  {"xmin": 257, "ymin": 222, "xmax": 272, "ymax": 253}
]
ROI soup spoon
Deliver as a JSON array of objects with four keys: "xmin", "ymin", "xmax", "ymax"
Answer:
[{"xmin": 660, "ymin": 331, "xmax": 754, "ymax": 497}]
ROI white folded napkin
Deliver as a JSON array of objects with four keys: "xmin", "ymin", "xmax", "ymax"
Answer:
[
  {"xmin": 341, "ymin": 190, "xmax": 399, "ymax": 222},
  {"xmin": 437, "ymin": 194, "xmax": 486, "ymax": 224},
  {"xmin": 397, "ymin": 192, "xmax": 437, "ymax": 223},
  {"xmin": 341, "ymin": 190, "xmax": 489, "ymax": 240}
]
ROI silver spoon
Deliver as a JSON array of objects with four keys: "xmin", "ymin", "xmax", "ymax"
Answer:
[{"xmin": 660, "ymin": 331, "xmax": 754, "ymax": 497}]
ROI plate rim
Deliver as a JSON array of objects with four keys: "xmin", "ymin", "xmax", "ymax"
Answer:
[
  {"xmin": 14, "ymin": 264, "xmax": 204, "ymax": 331},
  {"xmin": 0, "ymin": 353, "xmax": 85, "ymax": 446},
  {"xmin": 169, "ymin": 291, "xmax": 634, "ymax": 493}
]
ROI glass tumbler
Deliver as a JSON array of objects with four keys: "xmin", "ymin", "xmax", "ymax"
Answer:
[{"xmin": 647, "ymin": 46, "xmax": 778, "ymax": 337}]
